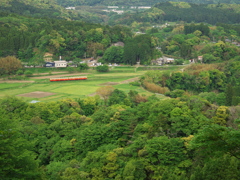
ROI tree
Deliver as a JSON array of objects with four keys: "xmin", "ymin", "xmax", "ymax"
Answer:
[
  {"xmin": 0, "ymin": 56, "xmax": 22, "ymax": 75},
  {"xmin": 225, "ymin": 84, "xmax": 233, "ymax": 106},
  {"xmin": 101, "ymin": 46, "xmax": 124, "ymax": 64},
  {"xmin": 123, "ymin": 34, "xmax": 155, "ymax": 65},
  {"xmin": 96, "ymin": 86, "xmax": 114, "ymax": 104},
  {"xmin": 78, "ymin": 63, "xmax": 89, "ymax": 71},
  {"xmin": 108, "ymin": 89, "xmax": 127, "ymax": 106},
  {"xmin": 0, "ymin": 109, "xmax": 41, "ymax": 179}
]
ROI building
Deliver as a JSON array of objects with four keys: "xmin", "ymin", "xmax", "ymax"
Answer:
[
  {"xmin": 138, "ymin": 6, "xmax": 151, "ymax": 9},
  {"xmin": 44, "ymin": 62, "xmax": 55, "ymax": 67},
  {"xmin": 54, "ymin": 60, "xmax": 68, "ymax": 67},
  {"xmin": 43, "ymin": 53, "xmax": 53, "ymax": 62},
  {"xmin": 66, "ymin": 7, "xmax": 76, "ymax": 10},
  {"xmin": 112, "ymin": 41, "xmax": 124, "ymax": 47},
  {"xmin": 163, "ymin": 57, "xmax": 175, "ymax": 63}
]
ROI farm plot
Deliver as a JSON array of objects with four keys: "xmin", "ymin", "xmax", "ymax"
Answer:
[
  {"xmin": 18, "ymin": 91, "xmax": 56, "ymax": 98},
  {"xmin": 0, "ymin": 70, "xmax": 148, "ymax": 102}
]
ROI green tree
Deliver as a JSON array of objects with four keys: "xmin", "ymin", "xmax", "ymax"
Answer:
[
  {"xmin": 101, "ymin": 46, "xmax": 124, "ymax": 64},
  {"xmin": 0, "ymin": 109, "xmax": 41, "ymax": 179},
  {"xmin": 96, "ymin": 64, "xmax": 109, "ymax": 72},
  {"xmin": 0, "ymin": 56, "xmax": 22, "ymax": 75}
]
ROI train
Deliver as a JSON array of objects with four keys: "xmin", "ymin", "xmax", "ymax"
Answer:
[{"xmin": 50, "ymin": 76, "xmax": 87, "ymax": 82}]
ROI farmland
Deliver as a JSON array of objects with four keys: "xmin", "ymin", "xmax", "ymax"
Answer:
[{"xmin": 0, "ymin": 66, "xmax": 180, "ymax": 102}]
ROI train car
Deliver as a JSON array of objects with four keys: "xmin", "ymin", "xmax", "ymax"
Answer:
[{"xmin": 50, "ymin": 76, "xmax": 87, "ymax": 82}]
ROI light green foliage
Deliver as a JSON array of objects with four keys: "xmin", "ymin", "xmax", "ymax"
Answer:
[
  {"xmin": 212, "ymin": 106, "xmax": 229, "ymax": 126},
  {"xmin": 24, "ymin": 70, "xmax": 33, "ymax": 77},
  {"xmin": 123, "ymin": 159, "xmax": 146, "ymax": 180}
]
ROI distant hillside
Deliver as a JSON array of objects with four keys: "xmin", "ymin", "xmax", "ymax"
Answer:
[
  {"xmin": 108, "ymin": 2, "xmax": 240, "ymax": 25},
  {"xmin": 56, "ymin": 0, "xmax": 240, "ymax": 7},
  {"xmin": 0, "ymin": 0, "xmax": 81, "ymax": 20}
]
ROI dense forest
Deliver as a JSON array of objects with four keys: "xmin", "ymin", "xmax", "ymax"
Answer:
[
  {"xmin": 0, "ymin": 9, "xmax": 240, "ymax": 68},
  {"xmin": 109, "ymin": 2, "xmax": 240, "ymax": 25},
  {"xmin": 0, "ymin": 13, "xmax": 135, "ymax": 65},
  {"xmin": 1, "ymin": 61, "xmax": 240, "ymax": 179}
]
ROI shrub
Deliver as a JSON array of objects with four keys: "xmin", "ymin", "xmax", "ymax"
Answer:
[
  {"xmin": 165, "ymin": 89, "xmax": 185, "ymax": 98},
  {"xmin": 130, "ymin": 81, "xmax": 141, "ymax": 86},
  {"xmin": 79, "ymin": 63, "xmax": 89, "ymax": 71},
  {"xmin": 24, "ymin": 70, "xmax": 33, "ymax": 77},
  {"xmin": 16, "ymin": 69, "xmax": 24, "ymax": 75},
  {"xmin": 143, "ymin": 81, "xmax": 169, "ymax": 94},
  {"xmin": 96, "ymin": 65, "xmax": 109, "ymax": 72},
  {"xmin": 174, "ymin": 59, "xmax": 184, "ymax": 65}
]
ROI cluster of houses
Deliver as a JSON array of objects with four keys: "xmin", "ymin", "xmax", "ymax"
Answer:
[
  {"xmin": 152, "ymin": 56, "xmax": 175, "ymax": 65},
  {"xmin": 66, "ymin": 5, "xmax": 151, "ymax": 15},
  {"xmin": 43, "ymin": 53, "xmax": 104, "ymax": 68},
  {"xmin": 44, "ymin": 54, "xmax": 68, "ymax": 68}
]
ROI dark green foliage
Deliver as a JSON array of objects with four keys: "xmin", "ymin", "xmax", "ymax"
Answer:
[
  {"xmin": 174, "ymin": 59, "xmax": 184, "ymax": 65},
  {"xmin": 0, "ymin": 104, "xmax": 41, "ymax": 179},
  {"xmin": 78, "ymin": 63, "xmax": 89, "ymax": 71},
  {"xmin": 108, "ymin": 89, "xmax": 127, "ymax": 106},
  {"xmin": 101, "ymin": 46, "xmax": 124, "ymax": 64},
  {"xmin": 184, "ymin": 23, "xmax": 210, "ymax": 36},
  {"xmin": 24, "ymin": 70, "xmax": 33, "ymax": 77},
  {"xmin": 123, "ymin": 34, "xmax": 155, "ymax": 65},
  {"xmin": 165, "ymin": 89, "xmax": 185, "ymax": 98},
  {"xmin": 96, "ymin": 64, "xmax": 109, "ymax": 72}
]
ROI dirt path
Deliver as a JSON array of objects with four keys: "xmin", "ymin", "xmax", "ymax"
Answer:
[
  {"xmin": 0, "ymin": 80, "xmax": 35, "ymax": 83},
  {"xmin": 31, "ymin": 73, "xmax": 90, "ymax": 79},
  {"xmin": 89, "ymin": 77, "xmax": 140, "ymax": 96},
  {"xmin": 33, "ymin": 71, "xmax": 68, "ymax": 75}
]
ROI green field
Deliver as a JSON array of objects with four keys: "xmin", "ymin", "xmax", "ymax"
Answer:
[{"xmin": 0, "ymin": 66, "xmax": 182, "ymax": 102}]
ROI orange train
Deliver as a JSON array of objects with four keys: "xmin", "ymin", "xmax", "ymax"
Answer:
[{"xmin": 50, "ymin": 76, "xmax": 87, "ymax": 82}]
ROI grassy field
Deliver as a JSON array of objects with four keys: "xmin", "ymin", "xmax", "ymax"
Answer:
[{"xmin": 0, "ymin": 65, "xmax": 183, "ymax": 102}]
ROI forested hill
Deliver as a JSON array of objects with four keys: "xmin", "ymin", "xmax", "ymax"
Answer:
[
  {"xmin": 0, "ymin": 0, "xmax": 82, "ymax": 20},
  {"xmin": 56, "ymin": 0, "xmax": 240, "ymax": 6},
  {"xmin": 110, "ymin": 2, "xmax": 240, "ymax": 25}
]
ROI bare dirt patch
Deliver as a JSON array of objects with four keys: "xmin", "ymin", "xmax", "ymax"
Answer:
[
  {"xmin": 18, "ymin": 91, "xmax": 56, "ymax": 98},
  {"xmin": 33, "ymin": 71, "xmax": 68, "ymax": 75},
  {"xmin": 98, "ymin": 77, "xmax": 139, "ymax": 86},
  {"xmin": 120, "ymin": 77, "xmax": 139, "ymax": 84},
  {"xmin": 32, "ymin": 73, "xmax": 90, "ymax": 79}
]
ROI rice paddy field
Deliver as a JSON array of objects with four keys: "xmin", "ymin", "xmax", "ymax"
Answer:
[{"xmin": 0, "ymin": 66, "xmax": 182, "ymax": 102}]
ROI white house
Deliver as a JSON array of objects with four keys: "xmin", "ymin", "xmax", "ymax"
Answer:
[
  {"xmin": 54, "ymin": 60, "xmax": 68, "ymax": 67},
  {"xmin": 66, "ymin": 7, "xmax": 76, "ymax": 10},
  {"xmin": 138, "ymin": 6, "xmax": 151, "ymax": 9},
  {"xmin": 108, "ymin": 6, "xmax": 119, "ymax": 9}
]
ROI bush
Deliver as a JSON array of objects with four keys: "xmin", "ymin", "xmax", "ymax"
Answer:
[
  {"xmin": 174, "ymin": 59, "xmax": 184, "ymax": 65},
  {"xmin": 79, "ymin": 63, "xmax": 89, "ymax": 71},
  {"xmin": 143, "ymin": 81, "xmax": 169, "ymax": 94},
  {"xmin": 130, "ymin": 81, "xmax": 141, "ymax": 86},
  {"xmin": 165, "ymin": 89, "xmax": 185, "ymax": 98},
  {"xmin": 24, "ymin": 70, "xmax": 33, "ymax": 77},
  {"xmin": 16, "ymin": 69, "xmax": 24, "ymax": 75},
  {"xmin": 96, "ymin": 65, "xmax": 109, "ymax": 72},
  {"xmin": 67, "ymin": 67, "xmax": 74, "ymax": 73}
]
